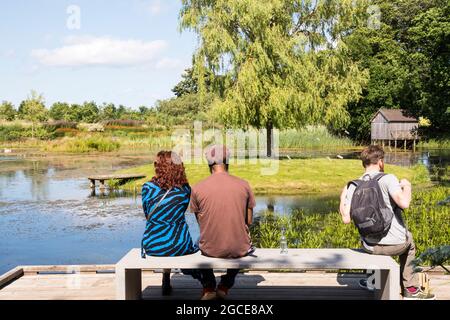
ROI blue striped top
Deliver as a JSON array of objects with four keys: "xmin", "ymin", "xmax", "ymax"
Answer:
[{"xmin": 141, "ymin": 182, "xmax": 198, "ymax": 257}]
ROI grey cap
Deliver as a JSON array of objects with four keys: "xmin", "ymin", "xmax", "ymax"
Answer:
[{"xmin": 205, "ymin": 145, "xmax": 230, "ymax": 165}]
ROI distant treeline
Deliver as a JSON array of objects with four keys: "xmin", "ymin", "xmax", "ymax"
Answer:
[{"xmin": 0, "ymin": 91, "xmax": 217, "ymax": 128}]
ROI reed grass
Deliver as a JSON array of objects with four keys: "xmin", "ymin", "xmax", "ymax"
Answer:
[
  {"xmin": 279, "ymin": 127, "xmax": 354, "ymax": 149},
  {"xmin": 251, "ymin": 187, "xmax": 450, "ymax": 260}
]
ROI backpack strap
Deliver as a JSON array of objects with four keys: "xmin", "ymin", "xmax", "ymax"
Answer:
[
  {"xmin": 146, "ymin": 188, "xmax": 172, "ymax": 221},
  {"xmin": 347, "ymin": 180, "xmax": 360, "ymax": 190},
  {"xmin": 374, "ymin": 172, "xmax": 386, "ymax": 181}
]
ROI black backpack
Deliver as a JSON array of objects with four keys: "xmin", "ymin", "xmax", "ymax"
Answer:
[{"xmin": 348, "ymin": 173, "xmax": 394, "ymax": 240}]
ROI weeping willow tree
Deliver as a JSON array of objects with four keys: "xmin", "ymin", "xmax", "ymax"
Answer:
[{"xmin": 180, "ymin": 0, "xmax": 370, "ymax": 156}]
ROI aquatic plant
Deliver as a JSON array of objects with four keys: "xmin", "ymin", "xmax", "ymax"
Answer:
[
  {"xmin": 413, "ymin": 246, "xmax": 450, "ymax": 273},
  {"xmin": 251, "ymin": 187, "xmax": 450, "ymax": 264}
]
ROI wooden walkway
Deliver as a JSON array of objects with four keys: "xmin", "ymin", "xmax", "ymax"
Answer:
[
  {"xmin": 88, "ymin": 174, "xmax": 146, "ymax": 190},
  {"xmin": 0, "ymin": 266, "xmax": 449, "ymax": 300}
]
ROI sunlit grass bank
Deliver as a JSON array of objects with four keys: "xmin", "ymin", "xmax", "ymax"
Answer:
[{"xmin": 115, "ymin": 159, "xmax": 430, "ymax": 195}]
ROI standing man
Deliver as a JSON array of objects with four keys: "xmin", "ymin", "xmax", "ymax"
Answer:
[
  {"xmin": 190, "ymin": 145, "xmax": 255, "ymax": 300},
  {"xmin": 339, "ymin": 145, "xmax": 435, "ymax": 300}
]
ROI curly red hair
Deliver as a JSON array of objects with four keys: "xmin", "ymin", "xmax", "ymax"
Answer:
[{"xmin": 151, "ymin": 151, "xmax": 189, "ymax": 190}]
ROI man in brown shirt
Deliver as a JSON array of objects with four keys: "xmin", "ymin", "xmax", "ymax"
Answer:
[{"xmin": 190, "ymin": 145, "xmax": 255, "ymax": 300}]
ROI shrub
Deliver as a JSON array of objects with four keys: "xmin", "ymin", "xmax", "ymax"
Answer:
[
  {"xmin": 44, "ymin": 136, "xmax": 120, "ymax": 153},
  {"xmin": 413, "ymin": 246, "xmax": 450, "ymax": 273},
  {"xmin": 77, "ymin": 123, "xmax": 105, "ymax": 132},
  {"xmin": 45, "ymin": 121, "xmax": 78, "ymax": 129},
  {"xmin": 102, "ymin": 119, "xmax": 145, "ymax": 127},
  {"xmin": 0, "ymin": 123, "xmax": 56, "ymax": 141}
]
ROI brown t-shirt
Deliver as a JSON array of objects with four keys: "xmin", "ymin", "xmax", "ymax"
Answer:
[{"xmin": 190, "ymin": 172, "xmax": 256, "ymax": 259}]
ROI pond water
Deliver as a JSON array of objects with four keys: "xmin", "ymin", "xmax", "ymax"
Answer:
[{"xmin": 0, "ymin": 149, "xmax": 448, "ymax": 274}]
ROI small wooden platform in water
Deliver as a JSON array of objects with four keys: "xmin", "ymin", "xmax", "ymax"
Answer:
[
  {"xmin": 1, "ymin": 265, "xmax": 448, "ymax": 300},
  {"xmin": 88, "ymin": 174, "xmax": 146, "ymax": 189}
]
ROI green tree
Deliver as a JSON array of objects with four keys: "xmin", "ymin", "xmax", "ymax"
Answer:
[
  {"xmin": 180, "ymin": 0, "xmax": 370, "ymax": 156},
  {"xmin": 67, "ymin": 104, "xmax": 82, "ymax": 122},
  {"xmin": 344, "ymin": 0, "xmax": 449, "ymax": 141},
  {"xmin": 172, "ymin": 67, "xmax": 214, "ymax": 98},
  {"xmin": 18, "ymin": 91, "xmax": 48, "ymax": 138},
  {"xmin": 49, "ymin": 102, "xmax": 71, "ymax": 121},
  {"xmin": 156, "ymin": 93, "xmax": 216, "ymax": 125},
  {"xmin": 405, "ymin": 1, "xmax": 450, "ymax": 138},
  {"xmin": 0, "ymin": 101, "xmax": 17, "ymax": 121},
  {"xmin": 80, "ymin": 101, "xmax": 100, "ymax": 123},
  {"xmin": 100, "ymin": 103, "xmax": 117, "ymax": 120}
]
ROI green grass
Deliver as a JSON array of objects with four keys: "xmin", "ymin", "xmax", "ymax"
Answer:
[
  {"xmin": 116, "ymin": 159, "xmax": 431, "ymax": 195},
  {"xmin": 251, "ymin": 186, "xmax": 450, "ymax": 260}
]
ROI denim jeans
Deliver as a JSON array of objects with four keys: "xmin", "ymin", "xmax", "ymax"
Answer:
[{"xmin": 183, "ymin": 269, "xmax": 240, "ymax": 289}]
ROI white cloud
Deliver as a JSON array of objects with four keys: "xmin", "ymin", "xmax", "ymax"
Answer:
[{"xmin": 31, "ymin": 36, "xmax": 168, "ymax": 67}]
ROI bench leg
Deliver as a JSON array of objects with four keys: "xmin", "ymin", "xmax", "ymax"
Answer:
[
  {"xmin": 375, "ymin": 268, "xmax": 401, "ymax": 300},
  {"xmin": 116, "ymin": 266, "xmax": 142, "ymax": 300}
]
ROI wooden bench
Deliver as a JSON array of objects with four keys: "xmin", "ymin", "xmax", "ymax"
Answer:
[{"xmin": 116, "ymin": 248, "xmax": 400, "ymax": 300}]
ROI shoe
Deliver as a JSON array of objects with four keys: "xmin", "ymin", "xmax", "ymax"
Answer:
[
  {"xmin": 200, "ymin": 288, "xmax": 217, "ymax": 300},
  {"xmin": 403, "ymin": 287, "xmax": 436, "ymax": 300},
  {"xmin": 358, "ymin": 278, "xmax": 375, "ymax": 292},
  {"xmin": 216, "ymin": 285, "xmax": 230, "ymax": 300},
  {"xmin": 162, "ymin": 273, "xmax": 172, "ymax": 296}
]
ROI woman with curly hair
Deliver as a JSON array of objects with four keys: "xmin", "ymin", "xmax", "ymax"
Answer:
[{"xmin": 141, "ymin": 151, "xmax": 198, "ymax": 295}]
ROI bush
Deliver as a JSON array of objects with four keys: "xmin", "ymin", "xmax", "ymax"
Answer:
[
  {"xmin": 44, "ymin": 136, "xmax": 120, "ymax": 153},
  {"xmin": 413, "ymin": 246, "xmax": 450, "ymax": 272},
  {"xmin": 77, "ymin": 123, "xmax": 105, "ymax": 132},
  {"xmin": 44, "ymin": 121, "xmax": 78, "ymax": 129},
  {"xmin": 0, "ymin": 123, "xmax": 56, "ymax": 141},
  {"xmin": 102, "ymin": 119, "xmax": 145, "ymax": 127}
]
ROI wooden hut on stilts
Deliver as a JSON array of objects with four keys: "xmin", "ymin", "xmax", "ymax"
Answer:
[{"xmin": 371, "ymin": 109, "xmax": 419, "ymax": 151}]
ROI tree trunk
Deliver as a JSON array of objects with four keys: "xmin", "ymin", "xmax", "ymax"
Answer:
[{"xmin": 266, "ymin": 120, "xmax": 273, "ymax": 158}]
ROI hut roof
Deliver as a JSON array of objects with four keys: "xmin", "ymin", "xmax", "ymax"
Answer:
[{"xmin": 372, "ymin": 109, "xmax": 418, "ymax": 123}]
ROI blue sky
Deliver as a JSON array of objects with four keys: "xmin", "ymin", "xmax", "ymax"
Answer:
[{"xmin": 0, "ymin": 0, "xmax": 198, "ymax": 109}]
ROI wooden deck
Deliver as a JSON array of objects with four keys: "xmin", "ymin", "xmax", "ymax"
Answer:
[
  {"xmin": 88, "ymin": 174, "xmax": 146, "ymax": 189},
  {"xmin": 0, "ymin": 266, "xmax": 448, "ymax": 300}
]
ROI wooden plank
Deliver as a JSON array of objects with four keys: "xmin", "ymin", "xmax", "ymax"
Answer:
[
  {"xmin": 117, "ymin": 248, "xmax": 398, "ymax": 270},
  {"xmin": 21, "ymin": 264, "xmax": 115, "ymax": 274},
  {"xmin": 0, "ymin": 267, "xmax": 24, "ymax": 289},
  {"xmin": 87, "ymin": 174, "xmax": 146, "ymax": 181},
  {"xmin": 1, "ymin": 270, "xmax": 449, "ymax": 300}
]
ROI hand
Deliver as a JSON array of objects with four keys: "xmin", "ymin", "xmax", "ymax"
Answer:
[{"xmin": 400, "ymin": 179, "xmax": 411, "ymax": 188}]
